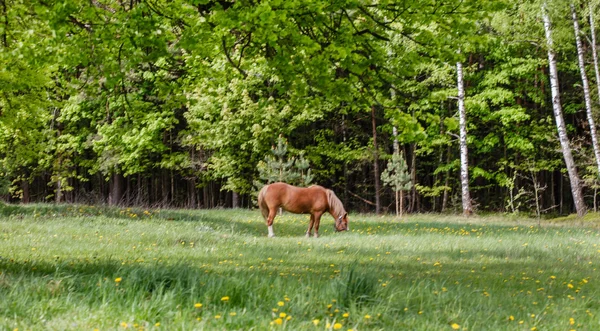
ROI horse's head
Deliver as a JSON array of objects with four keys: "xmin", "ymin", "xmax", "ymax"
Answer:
[{"xmin": 334, "ymin": 213, "xmax": 349, "ymax": 232}]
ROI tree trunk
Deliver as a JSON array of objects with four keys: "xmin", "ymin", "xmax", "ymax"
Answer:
[
  {"xmin": 410, "ymin": 143, "xmax": 417, "ymax": 213},
  {"xmin": 442, "ymin": 145, "xmax": 450, "ymax": 213},
  {"xmin": 591, "ymin": 6, "xmax": 600, "ymax": 106},
  {"xmin": 393, "ymin": 126, "xmax": 399, "ymax": 216},
  {"xmin": 232, "ymin": 191, "xmax": 239, "ymax": 208},
  {"xmin": 56, "ymin": 179, "xmax": 62, "ymax": 203},
  {"xmin": 457, "ymin": 61, "xmax": 473, "ymax": 216},
  {"xmin": 399, "ymin": 190, "xmax": 403, "ymax": 218},
  {"xmin": 21, "ymin": 179, "xmax": 30, "ymax": 203},
  {"xmin": 188, "ymin": 178, "xmax": 197, "ymax": 208},
  {"xmin": 371, "ymin": 105, "xmax": 381, "ymax": 214},
  {"xmin": 108, "ymin": 173, "xmax": 124, "ymax": 206},
  {"xmin": 543, "ymin": 3, "xmax": 586, "ymax": 217},
  {"xmin": 571, "ymin": 4, "xmax": 600, "ymax": 176}
]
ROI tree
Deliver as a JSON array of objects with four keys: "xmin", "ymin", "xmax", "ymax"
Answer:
[
  {"xmin": 590, "ymin": 3, "xmax": 600, "ymax": 110},
  {"xmin": 381, "ymin": 152, "xmax": 412, "ymax": 217},
  {"xmin": 570, "ymin": 3, "xmax": 600, "ymax": 178},
  {"xmin": 255, "ymin": 135, "xmax": 313, "ymax": 189},
  {"xmin": 542, "ymin": 2, "xmax": 586, "ymax": 217},
  {"xmin": 457, "ymin": 60, "xmax": 474, "ymax": 216}
]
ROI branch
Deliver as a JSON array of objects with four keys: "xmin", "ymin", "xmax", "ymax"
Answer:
[
  {"xmin": 353, "ymin": 29, "xmax": 390, "ymax": 41},
  {"xmin": 68, "ymin": 15, "xmax": 92, "ymax": 32},
  {"xmin": 222, "ymin": 37, "xmax": 247, "ymax": 78},
  {"xmin": 347, "ymin": 190, "xmax": 376, "ymax": 206}
]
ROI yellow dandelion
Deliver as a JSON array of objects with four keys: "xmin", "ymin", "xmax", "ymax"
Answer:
[
  {"xmin": 568, "ymin": 284, "xmax": 574, "ymax": 289},
  {"xmin": 115, "ymin": 277, "xmax": 122, "ymax": 283},
  {"xmin": 327, "ymin": 304, "xmax": 333, "ymax": 309},
  {"xmin": 364, "ymin": 314, "xmax": 371, "ymax": 319},
  {"xmin": 230, "ymin": 312, "xmax": 237, "ymax": 316},
  {"xmin": 120, "ymin": 322, "xmax": 128, "ymax": 328},
  {"xmin": 569, "ymin": 318, "xmax": 575, "ymax": 325},
  {"xmin": 343, "ymin": 312, "xmax": 349, "ymax": 318},
  {"xmin": 154, "ymin": 322, "xmax": 160, "ymax": 327},
  {"xmin": 531, "ymin": 327, "xmax": 537, "ymax": 331},
  {"xmin": 274, "ymin": 318, "xmax": 283, "ymax": 325},
  {"xmin": 312, "ymin": 319, "xmax": 320, "ymax": 326},
  {"xmin": 221, "ymin": 296, "xmax": 230, "ymax": 302},
  {"xmin": 333, "ymin": 323, "xmax": 343, "ymax": 330},
  {"xmin": 278, "ymin": 301, "xmax": 285, "ymax": 307},
  {"xmin": 214, "ymin": 315, "xmax": 221, "ymax": 319},
  {"xmin": 279, "ymin": 312, "xmax": 287, "ymax": 318},
  {"xmin": 451, "ymin": 323, "xmax": 460, "ymax": 330},
  {"xmin": 286, "ymin": 316, "xmax": 292, "ymax": 321},
  {"xmin": 194, "ymin": 303, "xmax": 202, "ymax": 308},
  {"xmin": 508, "ymin": 315, "xmax": 515, "ymax": 321}
]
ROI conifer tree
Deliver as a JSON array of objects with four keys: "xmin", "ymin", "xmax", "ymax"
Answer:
[{"xmin": 381, "ymin": 152, "xmax": 413, "ymax": 217}]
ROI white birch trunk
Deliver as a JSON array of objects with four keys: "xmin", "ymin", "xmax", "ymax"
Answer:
[
  {"xmin": 590, "ymin": 6, "xmax": 600, "ymax": 107},
  {"xmin": 571, "ymin": 4, "xmax": 600, "ymax": 176},
  {"xmin": 543, "ymin": 3, "xmax": 586, "ymax": 217},
  {"xmin": 457, "ymin": 61, "xmax": 473, "ymax": 216}
]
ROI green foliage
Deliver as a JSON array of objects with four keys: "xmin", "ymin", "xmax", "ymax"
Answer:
[
  {"xmin": 381, "ymin": 153, "xmax": 412, "ymax": 194},
  {"xmin": 0, "ymin": 0, "xmax": 597, "ymax": 214},
  {"xmin": 254, "ymin": 135, "xmax": 313, "ymax": 190}
]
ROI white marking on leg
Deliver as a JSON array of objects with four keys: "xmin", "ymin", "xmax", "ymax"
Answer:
[{"xmin": 268, "ymin": 225, "xmax": 275, "ymax": 238}]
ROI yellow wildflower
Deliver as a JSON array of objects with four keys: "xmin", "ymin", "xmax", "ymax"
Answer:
[{"xmin": 451, "ymin": 323, "xmax": 460, "ymax": 330}]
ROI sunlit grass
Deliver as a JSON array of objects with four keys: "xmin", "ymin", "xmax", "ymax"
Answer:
[{"xmin": 1, "ymin": 204, "xmax": 599, "ymax": 330}]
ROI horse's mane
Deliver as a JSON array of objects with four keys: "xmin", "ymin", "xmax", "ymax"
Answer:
[{"xmin": 327, "ymin": 189, "xmax": 346, "ymax": 218}]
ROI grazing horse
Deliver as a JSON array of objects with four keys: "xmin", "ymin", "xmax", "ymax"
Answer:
[{"xmin": 258, "ymin": 182, "xmax": 349, "ymax": 238}]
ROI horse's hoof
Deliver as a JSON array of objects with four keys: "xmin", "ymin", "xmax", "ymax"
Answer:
[
  {"xmin": 268, "ymin": 234, "xmax": 276, "ymax": 238},
  {"xmin": 305, "ymin": 233, "xmax": 311, "ymax": 238},
  {"xmin": 313, "ymin": 234, "xmax": 319, "ymax": 238}
]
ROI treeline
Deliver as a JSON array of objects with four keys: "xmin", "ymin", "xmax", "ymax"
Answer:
[{"xmin": 1, "ymin": 0, "xmax": 600, "ymax": 216}]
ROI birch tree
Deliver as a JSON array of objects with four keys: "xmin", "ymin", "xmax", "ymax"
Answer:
[
  {"xmin": 571, "ymin": 3, "xmax": 600, "ymax": 177},
  {"xmin": 457, "ymin": 60, "xmax": 473, "ymax": 216},
  {"xmin": 542, "ymin": 2, "xmax": 586, "ymax": 217},
  {"xmin": 590, "ymin": 4, "xmax": 600, "ymax": 106}
]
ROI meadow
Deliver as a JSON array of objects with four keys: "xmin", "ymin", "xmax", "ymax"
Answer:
[{"xmin": 1, "ymin": 204, "xmax": 599, "ymax": 330}]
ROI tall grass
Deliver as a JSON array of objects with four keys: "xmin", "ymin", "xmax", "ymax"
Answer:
[{"xmin": 1, "ymin": 204, "xmax": 599, "ymax": 330}]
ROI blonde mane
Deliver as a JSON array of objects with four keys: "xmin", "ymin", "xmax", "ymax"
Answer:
[{"xmin": 327, "ymin": 189, "xmax": 346, "ymax": 218}]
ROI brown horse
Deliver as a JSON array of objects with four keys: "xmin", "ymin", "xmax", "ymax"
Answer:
[{"xmin": 258, "ymin": 182, "xmax": 349, "ymax": 238}]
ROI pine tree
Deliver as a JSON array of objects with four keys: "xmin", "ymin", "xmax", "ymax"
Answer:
[
  {"xmin": 254, "ymin": 135, "xmax": 313, "ymax": 189},
  {"xmin": 381, "ymin": 152, "xmax": 412, "ymax": 217}
]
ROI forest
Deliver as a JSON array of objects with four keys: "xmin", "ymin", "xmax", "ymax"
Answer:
[{"xmin": 2, "ymin": 0, "xmax": 600, "ymax": 217}]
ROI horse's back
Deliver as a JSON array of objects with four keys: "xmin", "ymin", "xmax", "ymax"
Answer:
[{"xmin": 262, "ymin": 182, "xmax": 328, "ymax": 213}]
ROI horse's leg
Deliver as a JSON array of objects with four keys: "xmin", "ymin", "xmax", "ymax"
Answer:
[
  {"xmin": 313, "ymin": 212, "xmax": 323, "ymax": 238},
  {"xmin": 306, "ymin": 214, "xmax": 315, "ymax": 238},
  {"xmin": 266, "ymin": 208, "xmax": 277, "ymax": 238}
]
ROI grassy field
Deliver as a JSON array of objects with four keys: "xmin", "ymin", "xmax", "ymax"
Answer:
[{"xmin": 1, "ymin": 204, "xmax": 599, "ymax": 330}]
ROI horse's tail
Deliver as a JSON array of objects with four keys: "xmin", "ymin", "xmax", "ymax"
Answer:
[{"xmin": 258, "ymin": 185, "xmax": 269, "ymax": 220}]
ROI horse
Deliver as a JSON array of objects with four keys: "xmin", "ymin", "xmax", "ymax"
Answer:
[{"xmin": 257, "ymin": 182, "xmax": 349, "ymax": 238}]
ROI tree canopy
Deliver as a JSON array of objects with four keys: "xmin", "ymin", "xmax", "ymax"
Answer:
[{"xmin": 1, "ymin": 0, "xmax": 600, "ymax": 216}]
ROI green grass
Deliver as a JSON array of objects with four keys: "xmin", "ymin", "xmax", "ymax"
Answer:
[{"xmin": 1, "ymin": 204, "xmax": 600, "ymax": 330}]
